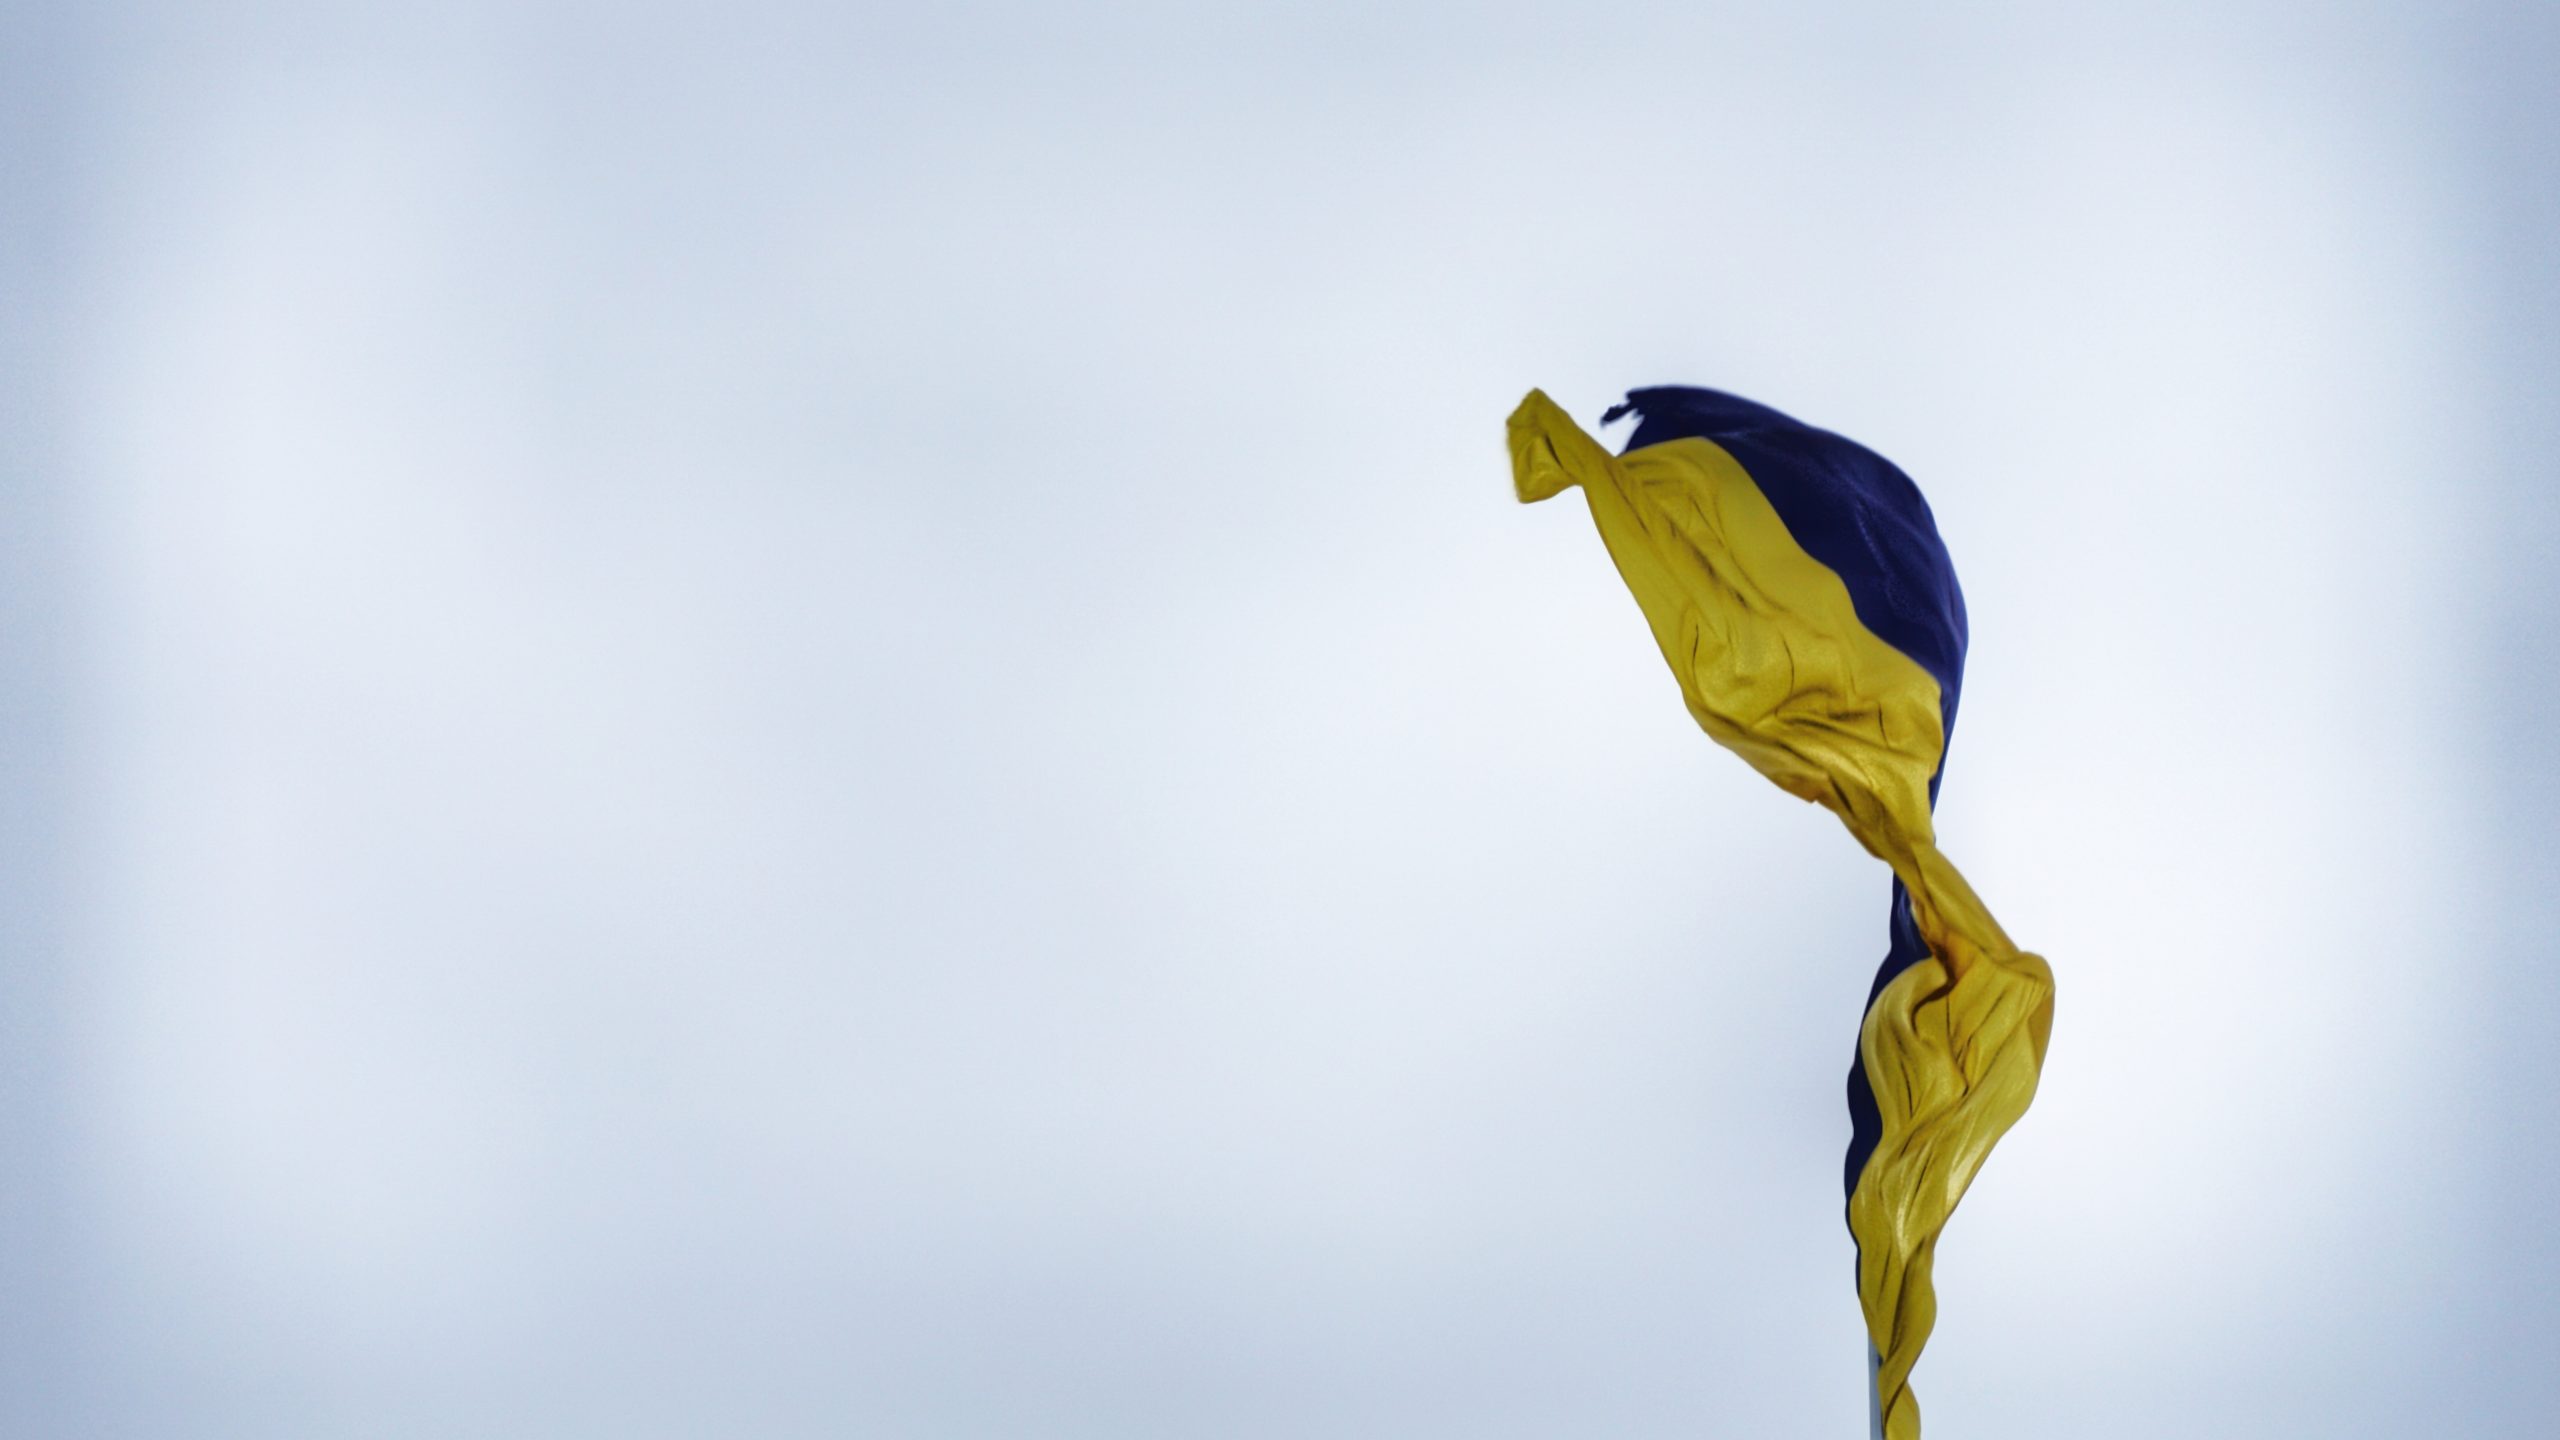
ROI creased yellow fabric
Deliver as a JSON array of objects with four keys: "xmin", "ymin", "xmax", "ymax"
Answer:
[{"xmin": 1508, "ymin": 389, "xmax": 2051, "ymax": 1440}]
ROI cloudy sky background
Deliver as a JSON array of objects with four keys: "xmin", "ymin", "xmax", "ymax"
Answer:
[{"xmin": 5, "ymin": 3, "xmax": 2555, "ymax": 1437}]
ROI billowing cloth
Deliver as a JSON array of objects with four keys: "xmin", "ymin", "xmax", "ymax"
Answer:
[{"xmin": 1507, "ymin": 387, "xmax": 2052, "ymax": 1440}]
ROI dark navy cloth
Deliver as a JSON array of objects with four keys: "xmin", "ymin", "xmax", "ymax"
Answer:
[
  {"xmin": 1605, "ymin": 387, "xmax": 1967, "ymax": 736},
  {"xmin": 1601, "ymin": 386, "xmax": 1968, "ymax": 1208}
]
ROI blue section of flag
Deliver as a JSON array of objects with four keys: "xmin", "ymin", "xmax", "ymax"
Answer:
[
  {"xmin": 1605, "ymin": 387, "xmax": 1968, "ymax": 737},
  {"xmin": 1601, "ymin": 387, "xmax": 1971, "ymax": 1205}
]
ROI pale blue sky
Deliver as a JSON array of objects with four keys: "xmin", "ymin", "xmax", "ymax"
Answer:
[{"xmin": 4, "ymin": 4, "xmax": 2555, "ymax": 1437}]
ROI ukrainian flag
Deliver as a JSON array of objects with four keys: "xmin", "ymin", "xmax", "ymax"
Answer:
[{"xmin": 1508, "ymin": 387, "xmax": 2053, "ymax": 1440}]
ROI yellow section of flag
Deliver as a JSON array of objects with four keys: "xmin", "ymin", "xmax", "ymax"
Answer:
[{"xmin": 1509, "ymin": 389, "xmax": 2052, "ymax": 1440}]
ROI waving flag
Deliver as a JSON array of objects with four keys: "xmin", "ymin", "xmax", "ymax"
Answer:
[{"xmin": 1507, "ymin": 387, "xmax": 2053, "ymax": 1440}]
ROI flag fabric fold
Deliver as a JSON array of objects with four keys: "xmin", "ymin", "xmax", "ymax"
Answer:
[{"xmin": 1508, "ymin": 386, "xmax": 2052, "ymax": 1440}]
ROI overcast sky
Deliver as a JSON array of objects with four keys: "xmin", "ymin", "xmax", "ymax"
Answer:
[{"xmin": 5, "ymin": 3, "xmax": 2557, "ymax": 1437}]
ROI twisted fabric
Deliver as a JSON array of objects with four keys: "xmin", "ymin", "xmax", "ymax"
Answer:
[{"xmin": 1508, "ymin": 388, "xmax": 2051, "ymax": 1440}]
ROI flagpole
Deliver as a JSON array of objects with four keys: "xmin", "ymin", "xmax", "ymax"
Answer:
[{"xmin": 1868, "ymin": 1346, "xmax": 1885, "ymax": 1440}]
